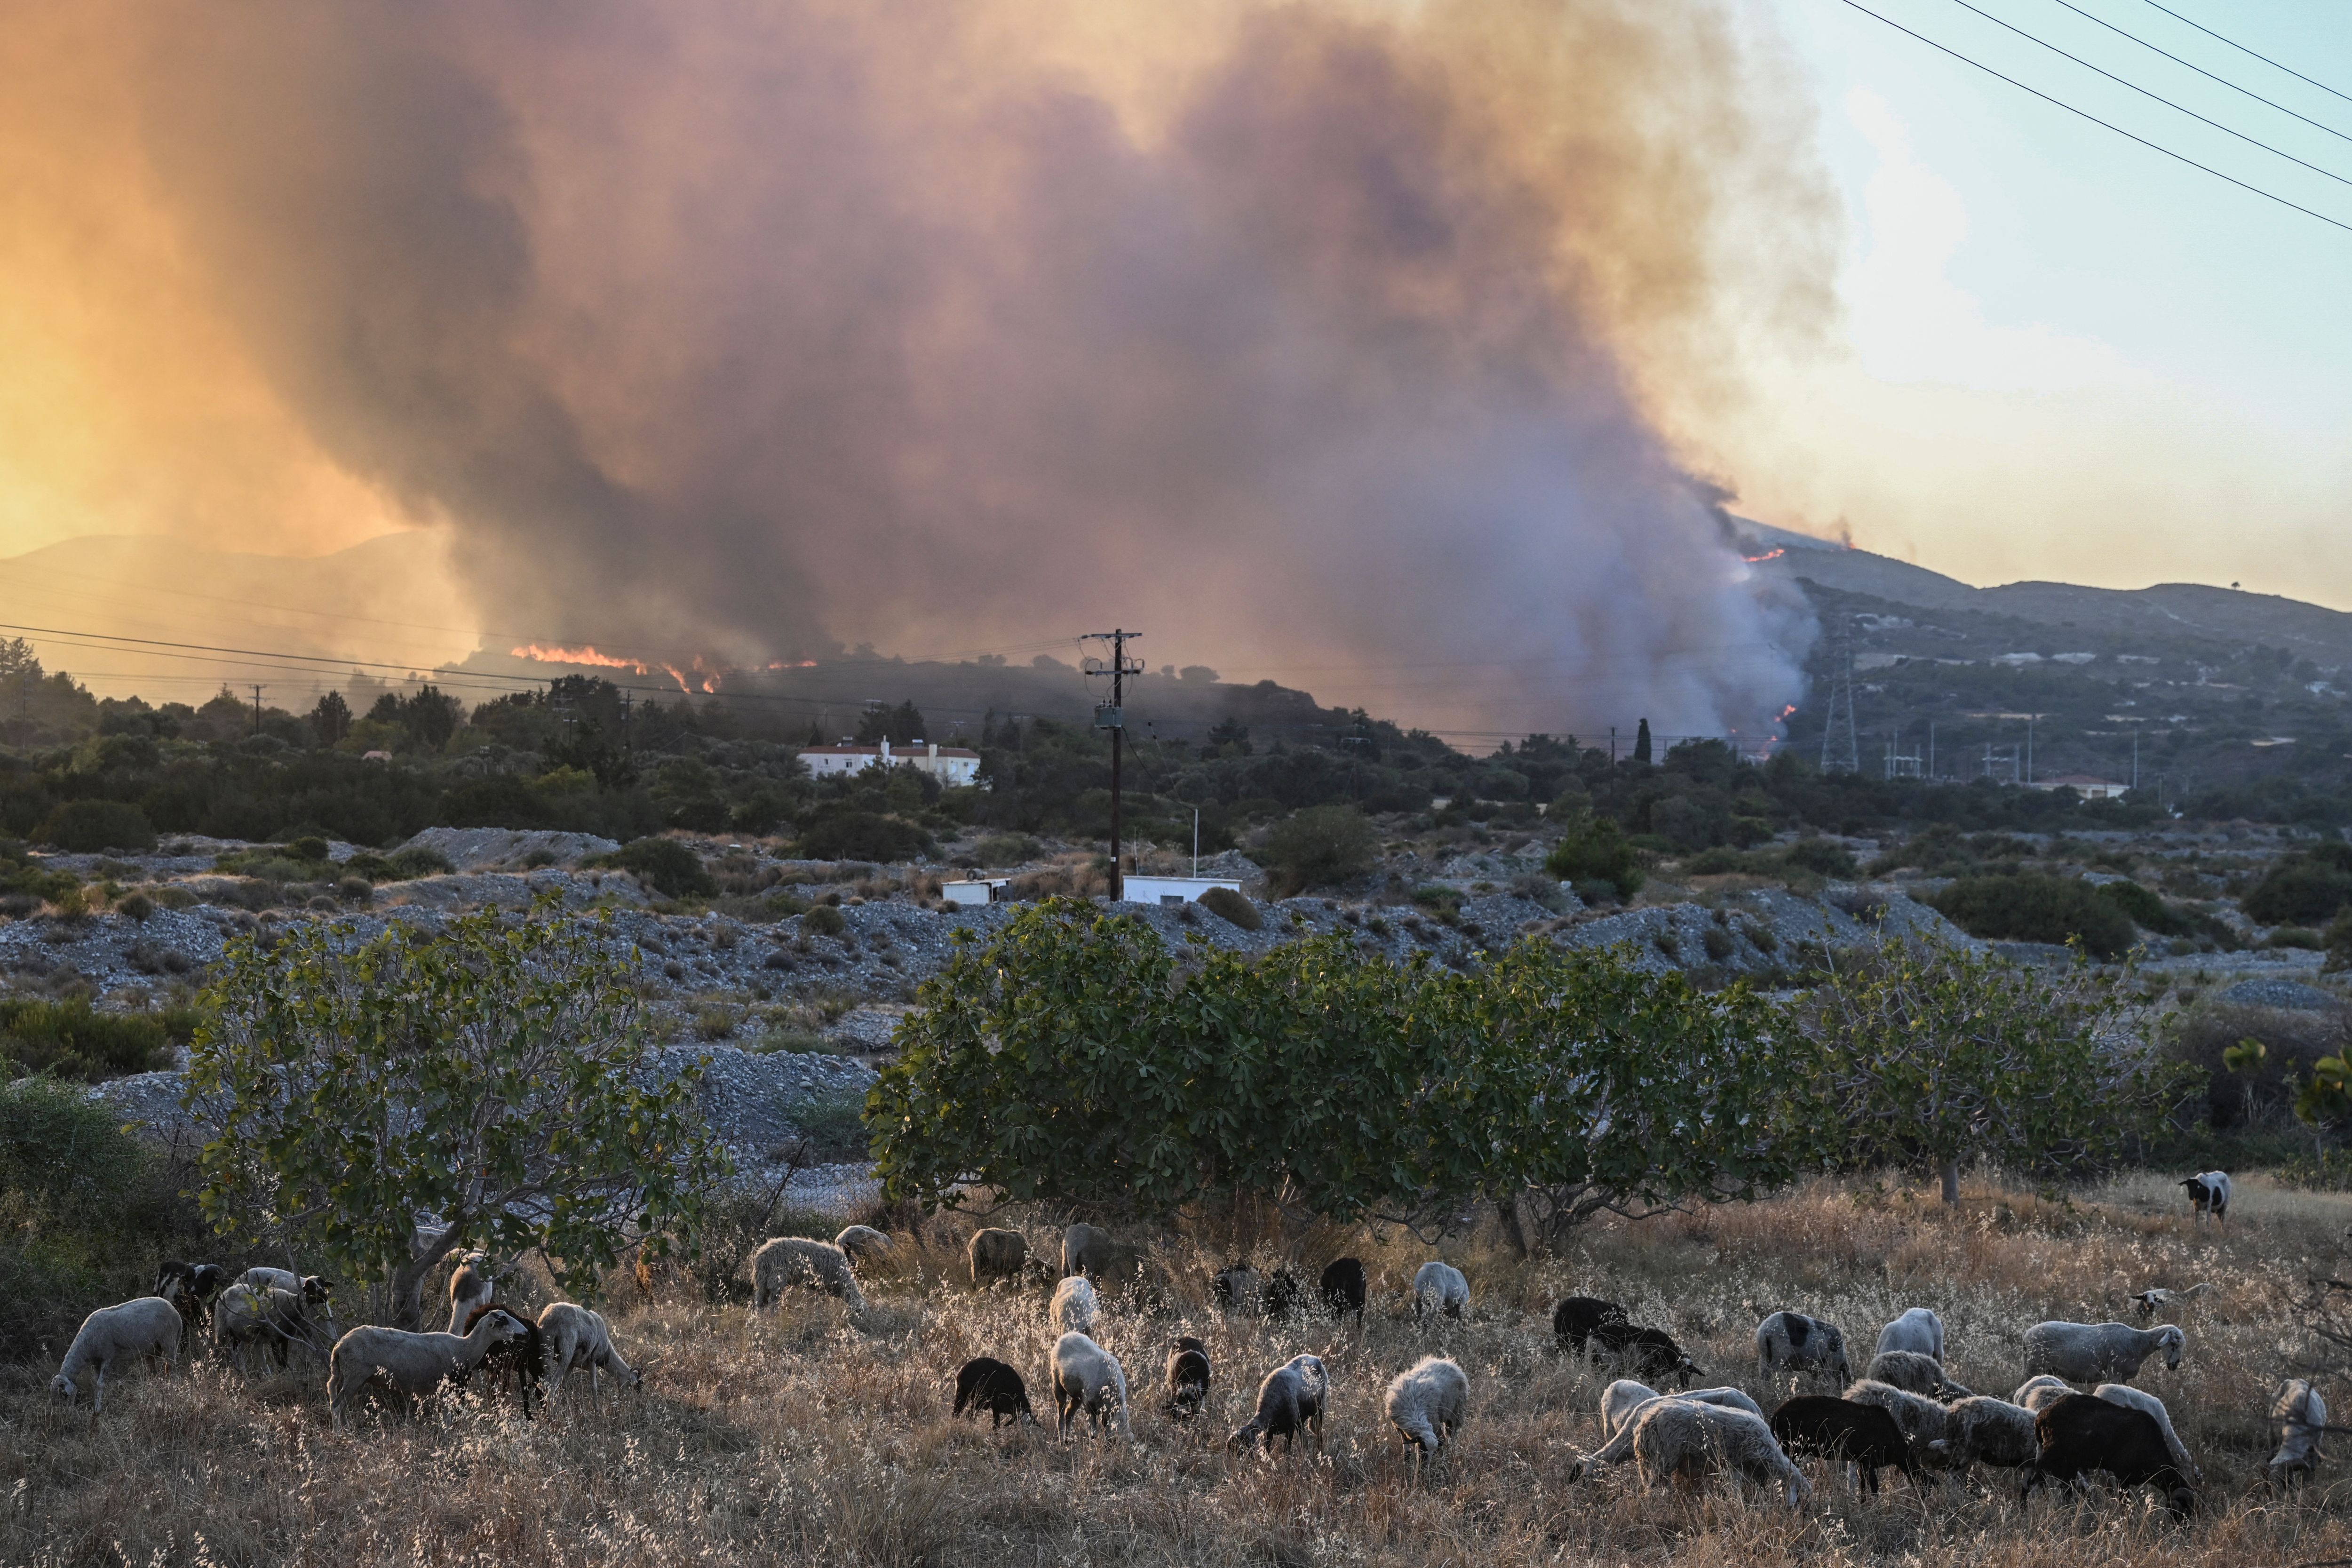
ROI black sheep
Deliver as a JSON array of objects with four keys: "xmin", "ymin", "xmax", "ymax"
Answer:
[
  {"xmin": 1263, "ymin": 1269, "xmax": 1305, "ymax": 1321},
  {"xmin": 1227, "ymin": 1363, "xmax": 1317, "ymax": 1456},
  {"xmin": 2024, "ymin": 1393, "xmax": 2198, "ymax": 1516},
  {"xmin": 1551, "ymin": 1295, "xmax": 1630, "ymax": 1354},
  {"xmin": 461, "ymin": 1301, "xmax": 544, "ymax": 1418},
  {"xmin": 1770, "ymin": 1395, "xmax": 1923, "ymax": 1496},
  {"xmin": 953, "ymin": 1356, "xmax": 1036, "ymax": 1429},
  {"xmin": 1590, "ymin": 1321, "xmax": 1703, "ymax": 1388},
  {"xmin": 156, "ymin": 1261, "xmax": 231, "ymax": 1331},
  {"xmin": 1319, "ymin": 1258, "xmax": 1367, "ymax": 1322},
  {"xmin": 1165, "ymin": 1337, "xmax": 1211, "ymax": 1420}
]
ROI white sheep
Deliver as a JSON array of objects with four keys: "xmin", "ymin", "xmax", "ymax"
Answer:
[
  {"xmin": 1051, "ymin": 1331, "xmax": 1131, "ymax": 1440},
  {"xmin": 1628, "ymin": 1399, "xmax": 1810, "ymax": 1507},
  {"xmin": 2013, "ymin": 1375, "xmax": 2073, "ymax": 1414},
  {"xmin": 1864, "ymin": 1349, "xmax": 1966, "ymax": 1398},
  {"xmin": 834, "ymin": 1225, "xmax": 892, "ymax": 1263},
  {"xmin": 2269, "ymin": 1378, "xmax": 2328, "ymax": 1489},
  {"xmin": 539, "ymin": 1302, "xmax": 640, "ymax": 1409},
  {"xmin": 445, "ymin": 1251, "xmax": 493, "ymax": 1333},
  {"xmin": 751, "ymin": 1236, "xmax": 869, "ymax": 1312},
  {"xmin": 1755, "ymin": 1310, "xmax": 1851, "ymax": 1389},
  {"xmin": 1412, "ymin": 1261, "xmax": 1468, "ymax": 1324},
  {"xmin": 1599, "ymin": 1378, "xmax": 1661, "ymax": 1441},
  {"xmin": 1842, "ymin": 1378, "xmax": 1949, "ymax": 1446},
  {"xmin": 2021, "ymin": 1320, "xmax": 2183, "ymax": 1385},
  {"xmin": 1385, "ymin": 1356, "xmax": 1468, "ymax": 1473},
  {"xmin": 1874, "ymin": 1307, "xmax": 1945, "ymax": 1361},
  {"xmin": 49, "ymin": 1296, "xmax": 182, "ymax": 1412},
  {"xmin": 2095, "ymin": 1383, "xmax": 2201, "ymax": 1485},
  {"xmin": 240, "ymin": 1267, "xmax": 332, "ymax": 1307},
  {"xmin": 1575, "ymin": 1389, "xmax": 1768, "ymax": 1477},
  {"xmin": 1926, "ymin": 1395, "xmax": 2039, "ymax": 1472},
  {"xmin": 1049, "ymin": 1274, "xmax": 1100, "ymax": 1338},
  {"xmin": 214, "ymin": 1283, "xmax": 328, "ymax": 1377},
  {"xmin": 326, "ymin": 1309, "xmax": 530, "ymax": 1429}
]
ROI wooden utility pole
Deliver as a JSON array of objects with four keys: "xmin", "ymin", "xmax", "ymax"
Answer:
[{"xmin": 1082, "ymin": 629, "xmax": 1144, "ymax": 902}]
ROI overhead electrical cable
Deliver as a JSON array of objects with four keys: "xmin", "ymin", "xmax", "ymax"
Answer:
[
  {"xmin": 1835, "ymin": 0, "xmax": 2352, "ymax": 234},
  {"xmin": 2049, "ymin": 0, "xmax": 2352, "ymax": 145},
  {"xmin": 2140, "ymin": 0, "xmax": 2352, "ymax": 108}
]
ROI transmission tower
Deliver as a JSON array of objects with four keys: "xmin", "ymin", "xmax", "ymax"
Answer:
[{"xmin": 1819, "ymin": 622, "xmax": 1859, "ymax": 775}]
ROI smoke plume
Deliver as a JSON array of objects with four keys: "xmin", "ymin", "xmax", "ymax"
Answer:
[{"xmin": 94, "ymin": 0, "xmax": 1822, "ymax": 734}]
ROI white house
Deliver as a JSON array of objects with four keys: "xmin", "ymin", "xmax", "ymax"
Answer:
[
  {"xmin": 1118, "ymin": 874, "xmax": 1244, "ymax": 907},
  {"xmin": 2024, "ymin": 773, "xmax": 2131, "ymax": 800},
  {"xmin": 799, "ymin": 738, "xmax": 981, "ymax": 787}
]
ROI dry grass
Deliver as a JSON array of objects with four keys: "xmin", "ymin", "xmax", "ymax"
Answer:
[{"xmin": 7, "ymin": 1174, "xmax": 2352, "ymax": 1566}]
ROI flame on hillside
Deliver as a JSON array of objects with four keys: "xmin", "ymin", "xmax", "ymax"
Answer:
[
  {"xmin": 1743, "ymin": 548, "xmax": 1786, "ymax": 564},
  {"xmin": 510, "ymin": 643, "xmax": 649, "ymax": 673}
]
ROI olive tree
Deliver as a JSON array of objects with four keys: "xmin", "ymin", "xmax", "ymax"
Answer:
[{"xmin": 188, "ymin": 902, "xmax": 726, "ymax": 1326}]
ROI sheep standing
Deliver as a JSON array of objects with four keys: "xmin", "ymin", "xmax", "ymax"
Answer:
[
  {"xmin": 1864, "ymin": 1350, "xmax": 1966, "ymax": 1398},
  {"xmin": 1049, "ymin": 1275, "xmax": 1100, "ymax": 1339},
  {"xmin": 1768, "ymin": 1394, "xmax": 1921, "ymax": 1495},
  {"xmin": 1554, "ymin": 1296, "xmax": 1631, "ymax": 1354},
  {"xmin": 2094, "ymin": 1383, "xmax": 2201, "ymax": 1485},
  {"xmin": 155, "ymin": 1261, "xmax": 230, "ymax": 1330},
  {"xmin": 1229, "ymin": 1358, "xmax": 1326, "ymax": 1456},
  {"xmin": 2023, "ymin": 1393, "xmax": 2197, "ymax": 1516},
  {"xmin": 2021, "ymin": 1321, "xmax": 2183, "ymax": 1385},
  {"xmin": 1590, "ymin": 1321, "xmax": 1703, "ymax": 1387},
  {"xmin": 539, "ymin": 1302, "xmax": 640, "ymax": 1409},
  {"xmin": 1628, "ymin": 1400, "xmax": 1810, "ymax": 1507},
  {"xmin": 967, "ymin": 1228, "xmax": 1030, "ymax": 1286},
  {"xmin": 2180, "ymin": 1171, "xmax": 2230, "ymax": 1225},
  {"xmin": 215, "ymin": 1283, "xmax": 327, "ymax": 1377},
  {"xmin": 326, "ymin": 1309, "xmax": 530, "ymax": 1429},
  {"xmin": 2013, "ymin": 1375, "xmax": 2072, "ymax": 1414},
  {"xmin": 834, "ymin": 1225, "xmax": 891, "ymax": 1263},
  {"xmin": 445, "ymin": 1251, "xmax": 493, "ymax": 1333},
  {"xmin": 1574, "ymin": 1389, "xmax": 1767, "ymax": 1477},
  {"xmin": 1385, "ymin": 1356, "xmax": 1468, "ymax": 1474},
  {"xmin": 50, "ymin": 1296, "xmax": 182, "ymax": 1412},
  {"xmin": 1165, "ymin": 1337, "xmax": 1211, "ymax": 1420},
  {"xmin": 751, "ymin": 1236, "xmax": 868, "ymax": 1312},
  {"xmin": 459, "ymin": 1301, "xmax": 544, "ymax": 1417},
  {"xmin": 1062, "ymin": 1222, "xmax": 1115, "ymax": 1280},
  {"xmin": 241, "ymin": 1267, "xmax": 333, "ymax": 1308},
  {"xmin": 1756, "ymin": 1311, "xmax": 1850, "ymax": 1390},
  {"xmin": 2268, "ymin": 1378, "xmax": 2328, "ymax": 1489},
  {"xmin": 954, "ymin": 1357, "xmax": 1035, "ymax": 1428},
  {"xmin": 1319, "ymin": 1258, "xmax": 1367, "ymax": 1321},
  {"xmin": 1212, "ymin": 1264, "xmax": 1263, "ymax": 1315},
  {"xmin": 1599, "ymin": 1379, "xmax": 1661, "ymax": 1441},
  {"xmin": 1874, "ymin": 1307, "xmax": 1945, "ymax": 1361},
  {"xmin": 1927, "ymin": 1396, "xmax": 2040, "ymax": 1472},
  {"xmin": 1051, "ymin": 1331, "xmax": 1131, "ymax": 1440},
  {"xmin": 1413, "ymin": 1261, "xmax": 1469, "ymax": 1324},
  {"xmin": 1842, "ymin": 1379, "xmax": 1949, "ymax": 1447}
]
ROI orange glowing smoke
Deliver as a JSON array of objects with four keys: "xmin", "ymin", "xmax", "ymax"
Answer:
[{"xmin": 510, "ymin": 643, "xmax": 649, "ymax": 672}]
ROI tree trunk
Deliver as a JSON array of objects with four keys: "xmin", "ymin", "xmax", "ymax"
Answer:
[
  {"xmin": 1939, "ymin": 1159, "xmax": 1961, "ymax": 1207},
  {"xmin": 390, "ymin": 1228, "xmax": 463, "ymax": 1330},
  {"xmin": 1496, "ymin": 1195, "xmax": 1531, "ymax": 1259}
]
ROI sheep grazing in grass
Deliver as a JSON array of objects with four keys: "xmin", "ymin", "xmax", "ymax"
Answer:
[
  {"xmin": 50, "ymin": 1296, "xmax": 182, "ymax": 1413},
  {"xmin": 1599, "ymin": 1379, "xmax": 1661, "ymax": 1441},
  {"xmin": 751, "ymin": 1237, "xmax": 868, "ymax": 1312},
  {"xmin": 539, "ymin": 1302, "xmax": 640, "ymax": 1409},
  {"xmin": 1062, "ymin": 1222, "xmax": 1115, "ymax": 1280},
  {"xmin": 452, "ymin": 1302, "xmax": 544, "ymax": 1417},
  {"xmin": 1874, "ymin": 1307, "xmax": 1945, "ymax": 1362},
  {"xmin": 155, "ymin": 1261, "xmax": 230, "ymax": 1329},
  {"xmin": 2023, "ymin": 1393, "xmax": 2197, "ymax": 1517},
  {"xmin": 967, "ymin": 1228, "xmax": 1030, "ymax": 1287},
  {"xmin": 1589, "ymin": 1321, "xmax": 1703, "ymax": 1388},
  {"xmin": 1769, "ymin": 1394, "xmax": 1923, "ymax": 1496},
  {"xmin": 1412, "ymin": 1261, "xmax": 1468, "ymax": 1324},
  {"xmin": 2021, "ymin": 1321, "xmax": 2183, "ymax": 1385},
  {"xmin": 1575, "ymin": 1389, "xmax": 1766, "ymax": 1476},
  {"xmin": 954, "ymin": 1357, "xmax": 1036, "ymax": 1429},
  {"xmin": 1864, "ymin": 1350, "xmax": 1967, "ymax": 1399},
  {"xmin": 1842, "ymin": 1379, "xmax": 1950, "ymax": 1447},
  {"xmin": 2130, "ymin": 1283, "xmax": 2214, "ymax": 1319},
  {"xmin": 445, "ymin": 1251, "xmax": 493, "ymax": 1334},
  {"xmin": 1049, "ymin": 1275, "xmax": 1100, "ymax": 1339},
  {"xmin": 2094, "ymin": 1383, "xmax": 2201, "ymax": 1485},
  {"xmin": 2268, "ymin": 1378, "xmax": 2328, "ymax": 1490},
  {"xmin": 1164, "ymin": 1337, "xmax": 1211, "ymax": 1421},
  {"xmin": 2180, "ymin": 1170, "xmax": 2230, "ymax": 1226},
  {"xmin": 1629, "ymin": 1400, "xmax": 1810, "ymax": 1508},
  {"xmin": 1385, "ymin": 1356, "xmax": 1468, "ymax": 1474},
  {"xmin": 1319, "ymin": 1258, "xmax": 1367, "ymax": 1322},
  {"xmin": 240, "ymin": 1267, "xmax": 333, "ymax": 1311},
  {"xmin": 1229, "ymin": 1356, "xmax": 1327, "ymax": 1457},
  {"xmin": 326, "ymin": 1309, "xmax": 530, "ymax": 1430},
  {"xmin": 2013, "ymin": 1375, "xmax": 2072, "ymax": 1414},
  {"xmin": 214, "ymin": 1283, "xmax": 327, "ymax": 1377},
  {"xmin": 1928, "ymin": 1396, "xmax": 2041, "ymax": 1473},
  {"xmin": 1553, "ymin": 1296, "xmax": 1631, "ymax": 1355},
  {"xmin": 834, "ymin": 1225, "xmax": 892, "ymax": 1263},
  {"xmin": 1263, "ymin": 1268, "xmax": 1305, "ymax": 1321},
  {"xmin": 1756, "ymin": 1311, "xmax": 1851, "ymax": 1390},
  {"xmin": 1212, "ymin": 1264, "xmax": 1263, "ymax": 1315},
  {"xmin": 1051, "ymin": 1332, "xmax": 1131, "ymax": 1441}
]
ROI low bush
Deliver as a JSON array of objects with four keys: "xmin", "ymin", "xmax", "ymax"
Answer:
[
  {"xmin": 2242, "ymin": 844, "xmax": 2352, "ymax": 926},
  {"xmin": 802, "ymin": 904, "xmax": 848, "ymax": 938},
  {"xmin": 795, "ymin": 808, "xmax": 930, "ymax": 864},
  {"xmin": 1928, "ymin": 871, "xmax": 2136, "ymax": 958},
  {"xmin": 1260, "ymin": 805, "xmax": 1379, "ymax": 896},
  {"xmin": 1196, "ymin": 885, "xmax": 1260, "ymax": 930},
  {"xmin": 1545, "ymin": 813, "xmax": 1644, "ymax": 898},
  {"xmin": 34, "ymin": 799, "xmax": 157, "ymax": 854},
  {"xmin": 593, "ymin": 836, "xmax": 716, "ymax": 898},
  {"xmin": 1782, "ymin": 837, "xmax": 1858, "ymax": 878},
  {"xmin": 0, "ymin": 997, "xmax": 202, "ymax": 1081}
]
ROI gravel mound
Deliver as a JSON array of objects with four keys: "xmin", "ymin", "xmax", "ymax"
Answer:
[
  {"xmin": 2218, "ymin": 978, "xmax": 2339, "ymax": 1011},
  {"xmin": 396, "ymin": 826, "xmax": 621, "ymax": 872}
]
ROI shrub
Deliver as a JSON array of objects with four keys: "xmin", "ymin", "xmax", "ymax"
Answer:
[
  {"xmin": 971, "ymin": 833, "xmax": 1041, "ymax": 867},
  {"xmin": 35, "ymin": 799, "xmax": 157, "ymax": 854},
  {"xmin": 802, "ymin": 904, "xmax": 848, "ymax": 938},
  {"xmin": 1197, "ymin": 885, "xmax": 1261, "ymax": 930},
  {"xmin": 1683, "ymin": 846, "xmax": 1746, "ymax": 876},
  {"xmin": 1782, "ymin": 837, "xmax": 1857, "ymax": 878},
  {"xmin": 2268, "ymin": 926, "xmax": 2326, "ymax": 951},
  {"xmin": 115, "ymin": 891, "xmax": 154, "ymax": 922},
  {"xmin": 284, "ymin": 835, "xmax": 332, "ymax": 862},
  {"xmin": 2242, "ymin": 845, "xmax": 2352, "ymax": 926},
  {"xmin": 0, "ymin": 997, "xmax": 200, "ymax": 1080},
  {"xmin": 1928, "ymin": 872, "xmax": 2137, "ymax": 958},
  {"xmin": 795, "ymin": 808, "xmax": 930, "ymax": 863},
  {"xmin": 1260, "ymin": 805, "xmax": 1379, "ymax": 896},
  {"xmin": 596, "ymin": 836, "xmax": 716, "ymax": 899},
  {"xmin": 790, "ymin": 1087, "xmax": 873, "ymax": 1163},
  {"xmin": 1545, "ymin": 813, "xmax": 1644, "ymax": 897}
]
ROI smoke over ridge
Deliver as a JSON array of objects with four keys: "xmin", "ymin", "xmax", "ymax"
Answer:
[{"xmin": 98, "ymin": 0, "xmax": 1821, "ymax": 734}]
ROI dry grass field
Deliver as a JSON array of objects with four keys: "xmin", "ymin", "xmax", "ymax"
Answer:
[{"xmin": 7, "ymin": 1173, "xmax": 2352, "ymax": 1567}]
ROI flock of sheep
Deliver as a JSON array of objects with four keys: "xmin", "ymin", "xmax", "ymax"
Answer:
[{"xmin": 40, "ymin": 1167, "xmax": 2330, "ymax": 1521}]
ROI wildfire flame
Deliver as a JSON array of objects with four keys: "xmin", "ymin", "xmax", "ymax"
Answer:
[
  {"xmin": 1779, "ymin": 704, "xmax": 1797, "ymax": 719},
  {"xmin": 1743, "ymin": 547, "xmax": 1786, "ymax": 564},
  {"xmin": 510, "ymin": 643, "xmax": 648, "ymax": 673}
]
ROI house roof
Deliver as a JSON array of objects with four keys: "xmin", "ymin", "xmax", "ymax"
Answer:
[{"xmin": 800, "ymin": 743, "xmax": 980, "ymax": 759}]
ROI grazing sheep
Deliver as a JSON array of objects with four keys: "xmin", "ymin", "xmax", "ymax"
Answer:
[
  {"xmin": 445, "ymin": 1251, "xmax": 493, "ymax": 1334},
  {"xmin": 1049, "ymin": 1275, "xmax": 1100, "ymax": 1338},
  {"xmin": 1864, "ymin": 1350, "xmax": 1967, "ymax": 1398},
  {"xmin": 1929, "ymin": 1396, "xmax": 2041, "ymax": 1472},
  {"xmin": 1874, "ymin": 1307, "xmax": 1945, "ymax": 1361},
  {"xmin": 1212, "ymin": 1263, "xmax": 1263, "ymax": 1315},
  {"xmin": 1590, "ymin": 1321, "xmax": 1703, "ymax": 1388},
  {"xmin": 2130, "ymin": 1283, "xmax": 2214, "ymax": 1318},
  {"xmin": 1578, "ymin": 1388, "xmax": 1766, "ymax": 1471},
  {"xmin": 1769, "ymin": 1394, "xmax": 1922, "ymax": 1495},
  {"xmin": 1756, "ymin": 1311, "xmax": 1851, "ymax": 1390},
  {"xmin": 214, "ymin": 1283, "xmax": 327, "ymax": 1377},
  {"xmin": 1062, "ymin": 1222, "xmax": 1115, "ymax": 1280},
  {"xmin": 2268, "ymin": 1378, "xmax": 2328, "ymax": 1489},
  {"xmin": 2095, "ymin": 1383, "xmax": 2201, "ymax": 1485},
  {"xmin": 2014, "ymin": 1375, "xmax": 2073, "ymax": 1414},
  {"xmin": 1413, "ymin": 1261, "xmax": 1469, "ymax": 1323},
  {"xmin": 240, "ymin": 1267, "xmax": 333, "ymax": 1310},
  {"xmin": 1229, "ymin": 1358, "xmax": 1325, "ymax": 1456},
  {"xmin": 1263, "ymin": 1268, "xmax": 1305, "ymax": 1321},
  {"xmin": 834, "ymin": 1225, "xmax": 891, "ymax": 1263},
  {"xmin": 1599, "ymin": 1379, "xmax": 1662, "ymax": 1441},
  {"xmin": 1319, "ymin": 1258, "xmax": 1367, "ymax": 1321},
  {"xmin": 1628, "ymin": 1399, "xmax": 1810, "ymax": 1507},
  {"xmin": 967, "ymin": 1228, "xmax": 1030, "ymax": 1287},
  {"xmin": 1051, "ymin": 1332, "xmax": 1131, "ymax": 1440},
  {"xmin": 2023, "ymin": 1392, "xmax": 2197, "ymax": 1516},
  {"xmin": 1386, "ymin": 1356, "xmax": 1469, "ymax": 1473},
  {"xmin": 1553, "ymin": 1295, "xmax": 1631, "ymax": 1354},
  {"xmin": 155, "ymin": 1261, "xmax": 230, "ymax": 1329},
  {"xmin": 2180, "ymin": 1170, "xmax": 2230, "ymax": 1225},
  {"xmin": 953, "ymin": 1357, "xmax": 1036, "ymax": 1428},
  {"xmin": 50, "ymin": 1296, "xmax": 182, "ymax": 1412},
  {"xmin": 326, "ymin": 1309, "xmax": 530, "ymax": 1429},
  {"xmin": 1164, "ymin": 1337, "xmax": 1210, "ymax": 1420},
  {"xmin": 1842, "ymin": 1379, "xmax": 1950, "ymax": 1447},
  {"xmin": 2021, "ymin": 1321, "xmax": 2183, "ymax": 1385},
  {"xmin": 457, "ymin": 1302, "xmax": 543, "ymax": 1417},
  {"xmin": 538, "ymin": 1302, "xmax": 640, "ymax": 1409},
  {"xmin": 751, "ymin": 1237, "xmax": 868, "ymax": 1312}
]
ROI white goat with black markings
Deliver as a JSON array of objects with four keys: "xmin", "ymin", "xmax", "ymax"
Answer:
[
  {"xmin": 1756, "ymin": 1310, "xmax": 1850, "ymax": 1390},
  {"xmin": 2180, "ymin": 1170, "xmax": 2230, "ymax": 1225},
  {"xmin": 2021, "ymin": 1320, "xmax": 2183, "ymax": 1385},
  {"xmin": 50, "ymin": 1297, "xmax": 181, "ymax": 1412}
]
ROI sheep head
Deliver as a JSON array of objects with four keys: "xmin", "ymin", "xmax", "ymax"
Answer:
[{"xmin": 2156, "ymin": 1325, "xmax": 2185, "ymax": 1368}]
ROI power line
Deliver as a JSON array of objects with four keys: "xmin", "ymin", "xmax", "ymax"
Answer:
[
  {"xmin": 2140, "ymin": 0, "xmax": 2352, "ymax": 108},
  {"xmin": 1836, "ymin": 0, "xmax": 2352, "ymax": 233},
  {"xmin": 1938, "ymin": 0, "xmax": 2352, "ymax": 188},
  {"xmin": 2048, "ymin": 0, "xmax": 2352, "ymax": 147}
]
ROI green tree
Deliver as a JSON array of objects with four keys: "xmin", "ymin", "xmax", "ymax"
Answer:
[
  {"xmin": 1928, "ymin": 872, "xmax": 2137, "ymax": 958},
  {"xmin": 187, "ymin": 901, "xmax": 726, "ymax": 1326},
  {"xmin": 1260, "ymin": 804, "xmax": 1378, "ymax": 895},
  {"xmin": 1633, "ymin": 717, "xmax": 1652, "ymax": 764},
  {"xmin": 1544, "ymin": 812, "xmax": 1645, "ymax": 899},
  {"xmin": 1797, "ymin": 940, "xmax": 2191, "ymax": 1204},
  {"xmin": 309, "ymin": 690, "xmax": 352, "ymax": 746}
]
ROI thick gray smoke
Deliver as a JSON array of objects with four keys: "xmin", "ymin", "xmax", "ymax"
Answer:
[{"xmin": 129, "ymin": 0, "xmax": 1817, "ymax": 736}]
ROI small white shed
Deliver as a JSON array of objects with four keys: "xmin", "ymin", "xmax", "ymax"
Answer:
[
  {"xmin": 1119, "ymin": 875, "xmax": 1244, "ymax": 907},
  {"xmin": 941, "ymin": 878, "xmax": 1011, "ymax": 907}
]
